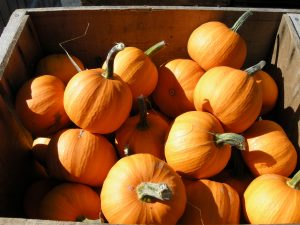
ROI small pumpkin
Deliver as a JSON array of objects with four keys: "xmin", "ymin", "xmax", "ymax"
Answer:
[
  {"xmin": 194, "ymin": 61, "xmax": 264, "ymax": 133},
  {"xmin": 35, "ymin": 54, "xmax": 84, "ymax": 85},
  {"xmin": 46, "ymin": 128, "xmax": 117, "ymax": 186},
  {"xmin": 165, "ymin": 111, "xmax": 246, "ymax": 179},
  {"xmin": 241, "ymin": 119, "xmax": 297, "ymax": 177},
  {"xmin": 152, "ymin": 58, "xmax": 205, "ymax": 118},
  {"xmin": 39, "ymin": 182, "xmax": 101, "ymax": 221},
  {"xmin": 115, "ymin": 96, "xmax": 170, "ymax": 159},
  {"xmin": 100, "ymin": 153, "xmax": 186, "ymax": 225},
  {"xmin": 15, "ymin": 75, "xmax": 70, "ymax": 136},
  {"xmin": 64, "ymin": 43, "xmax": 132, "ymax": 134},
  {"xmin": 179, "ymin": 178, "xmax": 240, "ymax": 224},
  {"xmin": 187, "ymin": 11, "xmax": 252, "ymax": 70},
  {"xmin": 243, "ymin": 171, "xmax": 300, "ymax": 223}
]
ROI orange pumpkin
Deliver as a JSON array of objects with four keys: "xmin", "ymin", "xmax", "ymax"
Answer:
[
  {"xmin": 254, "ymin": 70, "xmax": 278, "ymax": 115},
  {"xmin": 187, "ymin": 11, "xmax": 252, "ymax": 70},
  {"xmin": 194, "ymin": 61, "xmax": 264, "ymax": 133},
  {"xmin": 165, "ymin": 111, "xmax": 246, "ymax": 179},
  {"xmin": 35, "ymin": 54, "xmax": 84, "ymax": 85},
  {"xmin": 243, "ymin": 171, "xmax": 300, "ymax": 223},
  {"xmin": 152, "ymin": 58, "xmax": 205, "ymax": 118},
  {"xmin": 46, "ymin": 128, "xmax": 117, "ymax": 186},
  {"xmin": 115, "ymin": 96, "xmax": 170, "ymax": 159},
  {"xmin": 39, "ymin": 182, "xmax": 101, "ymax": 221},
  {"xmin": 101, "ymin": 153, "xmax": 186, "ymax": 225},
  {"xmin": 241, "ymin": 120, "xmax": 297, "ymax": 177},
  {"xmin": 64, "ymin": 43, "xmax": 132, "ymax": 134},
  {"xmin": 179, "ymin": 179, "xmax": 240, "ymax": 224},
  {"xmin": 15, "ymin": 75, "xmax": 70, "ymax": 136}
]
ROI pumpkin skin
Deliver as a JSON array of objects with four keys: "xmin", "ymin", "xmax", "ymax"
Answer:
[
  {"xmin": 46, "ymin": 128, "xmax": 117, "ymax": 186},
  {"xmin": 254, "ymin": 70, "xmax": 278, "ymax": 115},
  {"xmin": 194, "ymin": 66, "xmax": 262, "ymax": 133},
  {"xmin": 100, "ymin": 153, "xmax": 186, "ymax": 225},
  {"xmin": 39, "ymin": 182, "xmax": 101, "ymax": 221},
  {"xmin": 35, "ymin": 54, "xmax": 85, "ymax": 84},
  {"xmin": 179, "ymin": 179, "xmax": 240, "ymax": 224},
  {"xmin": 15, "ymin": 75, "xmax": 70, "ymax": 136},
  {"xmin": 152, "ymin": 59, "xmax": 205, "ymax": 118},
  {"xmin": 241, "ymin": 120, "xmax": 297, "ymax": 177},
  {"xmin": 64, "ymin": 68, "xmax": 132, "ymax": 134},
  {"xmin": 243, "ymin": 173, "xmax": 300, "ymax": 224},
  {"xmin": 165, "ymin": 111, "xmax": 234, "ymax": 179}
]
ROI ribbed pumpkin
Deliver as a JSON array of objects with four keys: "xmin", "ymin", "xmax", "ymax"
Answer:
[
  {"xmin": 165, "ymin": 111, "xmax": 246, "ymax": 179},
  {"xmin": 15, "ymin": 75, "xmax": 70, "ymax": 136},
  {"xmin": 35, "ymin": 54, "xmax": 85, "ymax": 85},
  {"xmin": 115, "ymin": 96, "xmax": 170, "ymax": 159},
  {"xmin": 179, "ymin": 179, "xmax": 240, "ymax": 224},
  {"xmin": 64, "ymin": 43, "xmax": 132, "ymax": 134},
  {"xmin": 187, "ymin": 11, "xmax": 252, "ymax": 71},
  {"xmin": 194, "ymin": 61, "xmax": 264, "ymax": 133},
  {"xmin": 152, "ymin": 58, "xmax": 205, "ymax": 118},
  {"xmin": 254, "ymin": 70, "xmax": 278, "ymax": 115},
  {"xmin": 243, "ymin": 171, "xmax": 300, "ymax": 224},
  {"xmin": 46, "ymin": 128, "xmax": 117, "ymax": 186},
  {"xmin": 101, "ymin": 153, "xmax": 186, "ymax": 225},
  {"xmin": 39, "ymin": 182, "xmax": 101, "ymax": 221},
  {"xmin": 241, "ymin": 120, "xmax": 297, "ymax": 177}
]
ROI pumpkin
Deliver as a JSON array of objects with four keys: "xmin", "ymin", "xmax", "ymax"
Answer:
[
  {"xmin": 165, "ymin": 111, "xmax": 246, "ymax": 179},
  {"xmin": 32, "ymin": 137, "xmax": 51, "ymax": 165},
  {"xmin": 102, "ymin": 41, "xmax": 165, "ymax": 100},
  {"xmin": 64, "ymin": 43, "xmax": 132, "ymax": 134},
  {"xmin": 241, "ymin": 119, "xmax": 297, "ymax": 177},
  {"xmin": 254, "ymin": 70, "xmax": 278, "ymax": 115},
  {"xmin": 152, "ymin": 58, "xmax": 205, "ymax": 118},
  {"xmin": 115, "ymin": 96, "xmax": 170, "ymax": 159},
  {"xmin": 100, "ymin": 153, "xmax": 186, "ymax": 225},
  {"xmin": 179, "ymin": 178, "xmax": 240, "ymax": 224},
  {"xmin": 23, "ymin": 179, "xmax": 58, "ymax": 218},
  {"xmin": 39, "ymin": 182, "xmax": 101, "ymax": 221},
  {"xmin": 187, "ymin": 11, "xmax": 252, "ymax": 71},
  {"xmin": 243, "ymin": 171, "xmax": 300, "ymax": 223},
  {"xmin": 15, "ymin": 75, "xmax": 70, "ymax": 137},
  {"xmin": 46, "ymin": 128, "xmax": 117, "ymax": 186},
  {"xmin": 35, "ymin": 54, "xmax": 85, "ymax": 85},
  {"xmin": 194, "ymin": 61, "xmax": 264, "ymax": 133}
]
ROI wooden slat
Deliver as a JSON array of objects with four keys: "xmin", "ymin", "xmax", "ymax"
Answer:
[{"xmin": 0, "ymin": 217, "xmax": 101, "ymax": 225}]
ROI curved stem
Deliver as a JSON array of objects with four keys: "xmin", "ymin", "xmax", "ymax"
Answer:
[
  {"xmin": 214, "ymin": 133, "xmax": 246, "ymax": 150},
  {"xmin": 136, "ymin": 96, "xmax": 149, "ymax": 130},
  {"xmin": 244, "ymin": 60, "xmax": 266, "ymax": 76},
  {"xmin": 102, "ymin": 42, "xmax": 125, "ymax": 79},
  {"xmin": 287, "ymin": 170, "xmax": 300, "ymax": 190},
  {"xmin": 136, "ymin": 182, "xmax": 172, "ymax": 202},
  {"xmin": 144, "ymin": 40, "xmax": 167, "ymax": 57},
  {"xmin": 231, "ymin": 10, "xmax": 253, "ymax": 32}
]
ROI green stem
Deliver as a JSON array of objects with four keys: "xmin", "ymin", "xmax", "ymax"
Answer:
[
  {"xmin": 214, "ymin": 133, "xmax": 246, "ymax": 151},
  {"xmin": 136, "ymin": 96, "xmax": 149, "ymax": 130},
  {"xmin": 102, "ymin": 42, "xmax": 125, "ymax": 79},
  {"xmin": 136, "ymin": 182, "xmax": 172, "ymax": 202},
  {"xmin": 231, "ymin": 11, "xmax": 253, "ymax": 33},
  {"xmin": 287, "ymin": 170, "xmax": 300, "ymax": 190},
  {"xmin": 244, "ymin": 60, "xmax": 266, "ymax": 75},
  {"xmin": 144, "ymin": 40, "xmax": 167, "ymax": 57}
]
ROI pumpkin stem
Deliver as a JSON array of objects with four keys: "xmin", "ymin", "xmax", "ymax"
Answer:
[
  {"xmin": 144, "ymin": 40, "xmax": 167, "ymax": 57},
  {"xmin": 136, "ymin": 182, "xmax": 173, "ymax": 202},
  {"xmin": 214, "ymin": 133, "xmax": 246, "ymax": 150},
  {"xmin": 102, "ymin": 42, "xmax": 125, "ymax": 79},
  {"xmin": 231, "ymin": 10, "xmax": 253, "ymax": 32},
  {"xmin": 287, "ymin": 170, "xmax": 300, "ymax": 190},
  {"xmin": 136, "ymin": 95, "xmax": 149, "ymax": 130},
  {"xmin": 244, "ymin": 60, "xmax": 266, "ymax": 75}
]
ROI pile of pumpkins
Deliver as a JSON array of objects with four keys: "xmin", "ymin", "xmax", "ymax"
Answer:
[{"xmin": 16, "ymin": 10, "xmax": 299, "ymax": 224}]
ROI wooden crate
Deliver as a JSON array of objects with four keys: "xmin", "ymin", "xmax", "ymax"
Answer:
[{"xmin": 0, "ymin": 6, "xmax": 299, "ymax": 224}]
